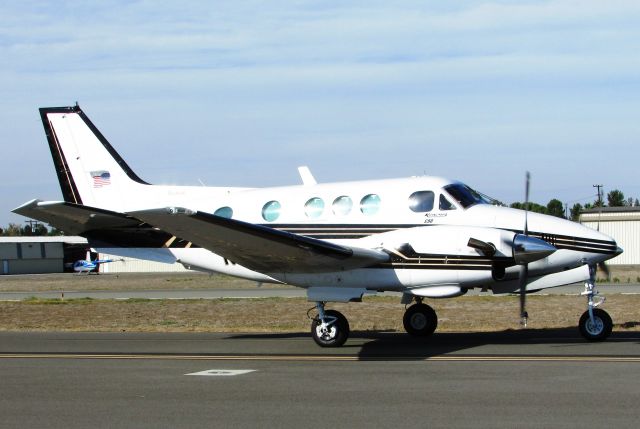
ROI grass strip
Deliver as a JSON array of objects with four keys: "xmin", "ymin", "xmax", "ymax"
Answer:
[{"xmin": 1, "ymin": 295, "xmax": 639, "ymax": 333}]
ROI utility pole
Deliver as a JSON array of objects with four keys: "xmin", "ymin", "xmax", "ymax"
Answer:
[
  {"xmin": 24, "ymin": 220, "xmax": 40, "ymax": 234},
  {"xmin": 593, "ymin": 184, "xmax": 603, "ymax": 207}
]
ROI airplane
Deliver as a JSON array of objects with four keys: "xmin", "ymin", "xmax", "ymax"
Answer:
[
  {"xmin": 14, "ymin": 105, "xmax": 622, "ymax": 347},
  {"xmin": 71, "ymin": 250, "xmax": 121, "ymax": 274}
]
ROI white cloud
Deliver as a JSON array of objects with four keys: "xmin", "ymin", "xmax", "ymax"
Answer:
[{"xmin": 1, "ymin": 0, "xmax": 639, "ymax": 224}]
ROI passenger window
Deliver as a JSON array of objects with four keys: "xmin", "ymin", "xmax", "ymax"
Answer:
[
  {"xmin": 360, "ymin": 194, "xmax": 381, "ymax": 215},
  {"xmin": 213, "ymin": 206, "xmax": 233, "ymax": 218},
  {"xmin": 408, "ymin": 191, "xmax": 434, "ymax": 212},
  {"xmin": 304, "ymin": 197, "xmax": 325, "ymax": 219},
  {"xmin": 439, "ymin": 194, "xmax": 456, "ymax": 211},
  {"xmin": 261, "ymin": 200, "xmax": 281, "ymax": 222},
  {"xmin": 332, "ymin": 196, "xmax": 353, "ymax": 217}
]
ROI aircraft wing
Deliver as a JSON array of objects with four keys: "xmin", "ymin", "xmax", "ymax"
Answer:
[
  {"xmin": 131, "ymin": 208, "xmax": 389, "ymax": 273},
  {"xmin": 13, "ymin": 199, "xmax": 142, "ymax": 235}
]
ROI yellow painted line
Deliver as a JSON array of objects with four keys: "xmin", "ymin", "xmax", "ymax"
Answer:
[{"xmin": 1, "ymin": 354, "xmax": 640, "ymax": 363}]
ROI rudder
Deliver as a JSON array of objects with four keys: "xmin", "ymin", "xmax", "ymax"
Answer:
[{"xmin": 40, "ymin": 105, "xmax": 149, "ymax": 211}]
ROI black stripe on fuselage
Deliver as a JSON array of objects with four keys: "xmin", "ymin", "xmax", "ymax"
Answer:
[
  {"xmin": 265, "ymin": 223, "xmax": 619, "ymax": 256},
  {"xmin": 84, "ymin": 222, "xmax": 617, "ymax": 264},
  {"xmin": 372, "ymin": 243, "xmax": 511, "ymax": 271}
]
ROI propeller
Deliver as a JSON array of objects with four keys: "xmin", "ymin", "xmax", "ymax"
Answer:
[
  {"xmin": 519, "ymin": 172, "xmax": 531, "ymax": 327},
  {"xmin": 597, "ymin": 261, "xmax": 611, "ymax": 282}
]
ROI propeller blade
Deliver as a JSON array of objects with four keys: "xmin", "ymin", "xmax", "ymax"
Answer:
[
  {"xmin": 598, "ymin": 261, "xmax": 611, "ymax": 282},
  {"xmin": 519, "ymin": 172, "xmax": 531, "ymax": 327},
  {"xmin": 524, "ymin": 171, "xmax": 530, "ymax": 236},
  {"xmin": 519, "ymin": 264, "xmax": 528, "ymax": 325}
]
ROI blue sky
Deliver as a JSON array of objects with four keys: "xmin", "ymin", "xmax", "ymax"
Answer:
[{"xmin": 1, "ymin": 0, "xmax": 639, "ymax": 227}]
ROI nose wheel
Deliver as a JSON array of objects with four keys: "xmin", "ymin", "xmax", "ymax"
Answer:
[
  {"xmin": 578, "ymin": 266, "xmax": 612, "ymax": 341},
  {"xmin": 579, "ymin": 308, "xmax": 612, "ymax": 341}
]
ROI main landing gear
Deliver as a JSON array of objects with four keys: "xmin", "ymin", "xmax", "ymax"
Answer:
[
  {"xmin": 578, "ymin": 268, "xmax": 613, "ymax": 341},
  {"xmin": 310, "ymin": 302, "xmax": 350, "ymax": 347},
  {"xmin": 403, "ymin": 300, "xmax": 438, "ymax": 337},
  {"xmin": 310, "ymin": 299, "xmax": 439, "ymax": 347}
]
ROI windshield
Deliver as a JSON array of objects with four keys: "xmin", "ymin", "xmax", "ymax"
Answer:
[{"xmin": 443, "ymin": 184, "xmax": 492, "ymax": 209}]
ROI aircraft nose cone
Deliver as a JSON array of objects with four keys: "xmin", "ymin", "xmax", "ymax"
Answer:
[{"xmin": 513, "ymin": 234, "xmax": 556, "ymax": 264}]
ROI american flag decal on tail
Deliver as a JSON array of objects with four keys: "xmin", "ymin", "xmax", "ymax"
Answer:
[{"xmin": 91, "ymin": 171, "xmax": 111, "ymax": 188}]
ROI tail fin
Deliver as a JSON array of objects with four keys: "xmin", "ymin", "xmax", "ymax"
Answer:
[{"xmin": 40, "ymin": 105, "xmax": 149, "ymax": 211}]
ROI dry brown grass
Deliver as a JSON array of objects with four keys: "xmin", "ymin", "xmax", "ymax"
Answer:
[
  {"xmin": 0, "ymin": 272, "xmax": 271, "ymax": 292},
  {"xmin": 1, "ymin": 295, "xmax": 639, "ymax": 333}
]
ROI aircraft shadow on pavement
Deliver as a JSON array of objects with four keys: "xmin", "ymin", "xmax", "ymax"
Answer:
[{"xmin": 230, "ymin": 328, "xmax": 640, "ymax": 360}]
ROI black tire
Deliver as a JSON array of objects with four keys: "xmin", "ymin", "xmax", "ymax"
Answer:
[
  {"xmin": 311, "ymin": 309, "xmax": 350, "ymax": 347},
  {"xmin": 579, "ymin": 308, "xmax": 613, "ymax": 342},
  {"xmin": 403, "ymin": 303, "xmax": 438, "ymax": 336}
]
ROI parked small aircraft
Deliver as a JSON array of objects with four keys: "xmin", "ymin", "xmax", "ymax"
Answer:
[
  {"xmin": 72, "ymin": 250, "xmax": 120, "ymax": 274},
  {"xmin": 14, "ymin": 105, "xmax": 622, "ymax": 346}
]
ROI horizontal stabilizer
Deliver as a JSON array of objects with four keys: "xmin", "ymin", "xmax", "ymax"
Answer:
[
  {"xmin": 12, "ymin": 199, "xmax": 142, "ymax": 235},
  {"xmin": 131, "ymin": 208, "xmax": 389, "ymax": 273}
]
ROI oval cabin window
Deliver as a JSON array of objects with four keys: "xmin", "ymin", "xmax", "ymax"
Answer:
[
  {"xmin": 262, "ymin": 200, "xmax": 281, "ymax": 222},
  {"xmin": 332, "ymin": 196, "xmax": 353, "ymax": 217},
  {"xmin": 360, "ymin": 194, "xmax": 381, "ymax": 216},
  {"xmin": 213, "ymin": 206, "xmax": 233, "ymax": 218},
  {"xmin": 304, "ymin": 197, "xmax": 325, "ymax": 219}
]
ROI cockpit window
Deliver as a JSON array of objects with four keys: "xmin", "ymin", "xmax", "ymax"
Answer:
[
  {"xmin": 443, "ymin": 184, "xmax": 490, "ymax": 209},
  {"xmin": 408, "ymin": 191, "xmax": 434, "ymax": 213},
  {"xmin": 439, "ymin": 194, "xmax": 455, "ymax": 211}
]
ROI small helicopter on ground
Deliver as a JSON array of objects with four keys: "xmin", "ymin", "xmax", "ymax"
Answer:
[{"xmin": 72, "ymin": 250, "xmax": 122, "ymax": 274}]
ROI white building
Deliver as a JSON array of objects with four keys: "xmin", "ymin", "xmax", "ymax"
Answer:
[
  {"xmin": 0, "ymin": 236, "xmax": 87, "ymax": 274},
  {"xmin": 0, "ymin": 236, "xmax": 187, "ymax": 274},
  {"xmin": 580, "ymin": 207, "xmax": 640, "ymax": 266}
]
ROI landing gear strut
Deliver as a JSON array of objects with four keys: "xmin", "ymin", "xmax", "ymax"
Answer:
[
  {"xmin": 578, "ymin": 266, "xmax": 612, "ymax": 341},
  {"xmin": 310, "ymin": 302, "xmax": 350, "ymax": 347},
  {"xmin": 403, "ymin": 299, "xmax": 438, "ymax": 337}
]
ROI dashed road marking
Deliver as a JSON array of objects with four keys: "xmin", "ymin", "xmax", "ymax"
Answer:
[{"xmin": 186, "ymin": 369, "xmax": 256, "ymax": 376}]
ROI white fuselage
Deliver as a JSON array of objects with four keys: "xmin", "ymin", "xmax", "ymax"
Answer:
[{"xmin": 97, "ymin": 176, "xmax": 618, "ymax": 293}]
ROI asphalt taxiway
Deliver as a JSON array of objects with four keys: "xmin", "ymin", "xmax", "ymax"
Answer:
[{"xmin": 2, "ymin": 330, "xmax": 640, "ymax": 428}]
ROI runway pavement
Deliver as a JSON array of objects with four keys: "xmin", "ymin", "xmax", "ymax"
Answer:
[
  {"xmin": 2, "ymin": 283, "xmax": 639, "ymax": 300},
  {"xmin": 1, "ymin": 330, "xmax": 640, "ymax": 428}
]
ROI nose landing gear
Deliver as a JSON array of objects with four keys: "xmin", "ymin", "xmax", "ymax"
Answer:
[{"xmin": 578, "ymin": 267, "xmax": 613, "ymax": 341}]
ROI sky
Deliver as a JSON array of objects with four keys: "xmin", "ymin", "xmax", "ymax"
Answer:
[{"xmin": 1, "ymin": 0, "xmax": 639, "ymax": 227}]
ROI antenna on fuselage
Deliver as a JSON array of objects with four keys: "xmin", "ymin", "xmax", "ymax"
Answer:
[{"xmin": 298, "ymin": 166, "xmax": 317, "ymax": 186}]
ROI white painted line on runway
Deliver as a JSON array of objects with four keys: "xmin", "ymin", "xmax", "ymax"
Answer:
[{"xmin": 186, "ymin": 369, "xmax": 256, "ymax": 377}]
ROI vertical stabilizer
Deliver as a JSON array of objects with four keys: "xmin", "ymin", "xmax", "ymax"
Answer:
[{"xmin": 39, "ymin": 105, "xmax": 149, "ymax": 211}]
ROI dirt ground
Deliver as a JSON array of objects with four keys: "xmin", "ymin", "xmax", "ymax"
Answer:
[
  {"xmin": 1, "ymin": 294, "xmax": 639, "ymax": 333},
  {"xmin": 1, "ymin": 273, "xmax": 639, "ymax": 333}
]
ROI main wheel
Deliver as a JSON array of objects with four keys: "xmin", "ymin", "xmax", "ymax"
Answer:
[
  {"xmin": 579, "ymin": 308, "xmax": 613, "ymax": 341},
  {"xmin": 403, "ymin": 303, "xmax": 438, "ymax": 336},
  {"xmin": 311, "ymin": 309, "xmax": 350, "ymax": 347}
]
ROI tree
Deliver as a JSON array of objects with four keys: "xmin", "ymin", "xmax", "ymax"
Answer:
[
  {"xmin": 570, "ymin": 203, "xmax": 583, "ymax": 222},
  {"xmin": 48, "ymin": 227, "xmax": 65, "ymax": 236},
  {"xmin": 607, "ymin": 189, "xmax": 625, "ymax": 207},
  {"xmin": 2, "ymin": 223, "xmax": 22, "ymax": 236},
  {"xmin": 546, "ymin": 199, "xmax": 565, "ymax": 218},
  {"xmin": 510, "ymin": 201, "xmax": 548, "ymax": 214},
  {"xmin": 635, "ymin": 199, "xmax": 640, "ymax": 207}
]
